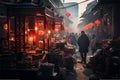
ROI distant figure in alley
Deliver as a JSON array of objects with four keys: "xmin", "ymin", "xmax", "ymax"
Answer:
[{"xmin": 77, "ymin": 31, "xmax": 90, "ymax": 64}]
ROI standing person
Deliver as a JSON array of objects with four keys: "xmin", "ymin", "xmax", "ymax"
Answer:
[
  {"xmin": 77, "ymin": 31, "xmax": 90, "ymax": 64},
  {"xmin": 91, "ymin": 34, "xmax": 97, "ymax": 55}
]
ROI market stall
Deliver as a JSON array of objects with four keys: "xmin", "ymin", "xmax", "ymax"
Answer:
[{"xmin": 6, "ymin": 4, "xmax": 54, "ymax": 53}]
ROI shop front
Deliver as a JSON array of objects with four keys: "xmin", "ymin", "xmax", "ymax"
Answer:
[{"xmin": 6, "ymin": 4, "xmax": 54, "ymax": 53}]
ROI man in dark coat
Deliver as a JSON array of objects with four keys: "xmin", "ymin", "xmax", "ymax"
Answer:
[{"xmin": 77, "ymin": 31, "xmax": 90, "ymax": 64}]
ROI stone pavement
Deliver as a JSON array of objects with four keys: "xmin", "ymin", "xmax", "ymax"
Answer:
[
  {"xmin": 75, "ymin": 63, "xmax": 89, "ymax": 80},
  {"xmin": 64, "ymin": 62, "xmax": 93, "ymax": 80},
  {"xmin": 64, "ymin": 54, "xmax": 93, "ymax": 80}
]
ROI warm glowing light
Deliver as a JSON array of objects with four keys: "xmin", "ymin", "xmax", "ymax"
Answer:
[
  {"xmin": 29, "ymin": 37, "xmax": 33, "ymax": 42},
  {"xmin": 28, "ymin": 36, "xmax": 34, "ymax": 44},
  {"xmin": 89, "ymin": 23, "xmax": 94, "ymax": 27},
  {"xmin": 55, "ymin": 28, "xmax": 59, "ymax": 32},
  {"xmin": 4, "ymin": 24, "xmax": 8, "ymax": 31},
  {"xmin": 95, "ymin": 19, "xmax": 101, "ymax": 26},
  {"xmin": 25, "ymin": 31, "xmax": 27, "ymax": 34},
  {"xmin": 38, "ymin": 30, "xmax": 45, "ymax": 35},
  {"xmin": 36, "ymin": 13, "xmax": 42, "ymax": 16},
  {"xmin": 65, "ymin": 12, "xmax": 71, "ymax": 17},
  {"xmin": 28, "ymin": 29, "xmax": 30, "ymax": 32},
  {"xmin": 10, "ymin": 37, "xmax": 14, "ymax": 41},
  {"xmin": 29, "ymin": 37, "xmax": 33, "ymax": 41},
  {"xmin": 35, "ymin": 27, "xmax": 38, "ymax": 31},
  {"xmin": 81, "ymin": 22, "xmax": 94, "ymax": 31},
  {"xmin": 48, "ymin": 30, "xmax": 51, "ymax": 34}
]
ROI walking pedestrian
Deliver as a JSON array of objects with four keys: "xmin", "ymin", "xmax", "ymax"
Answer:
[{"xmin": 77, "ymin": 31, "xmax": 90, "ymax": 64}]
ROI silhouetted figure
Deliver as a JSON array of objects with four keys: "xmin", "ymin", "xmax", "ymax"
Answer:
[{"xmin": 77, "ymin": 31, "xmax": 90, "ymax": 64}]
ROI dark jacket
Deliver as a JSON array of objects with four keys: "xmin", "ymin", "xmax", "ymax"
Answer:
[{"xmin": 78, "ymin": 34, "xmax": 90, "ymax": 53}]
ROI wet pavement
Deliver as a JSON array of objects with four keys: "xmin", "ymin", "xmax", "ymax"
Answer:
[
  {"xmin": 75, "ymin": 63, "xmax": 89, "ymax": 80},
  {"xmin": 65, "ymin": 54, "xmax": 93, "ymax": 80}
]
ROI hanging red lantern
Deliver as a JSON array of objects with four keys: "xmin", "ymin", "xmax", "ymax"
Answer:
[
  {"xmin": 95, "ymin": 19, "xmax": 101, "ymax": 26},
  {"xmin": 65, "ymin": 12, "xmax": 71, "ymax": 17}
]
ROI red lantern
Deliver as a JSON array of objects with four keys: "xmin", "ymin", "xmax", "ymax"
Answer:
[
  {"xmin": 65, "ymin": 12, "xmax": 71, "ymax": 17},
  {"xmin": 95, "ymin": 20, "xmax": 101, "ymax": 26}
]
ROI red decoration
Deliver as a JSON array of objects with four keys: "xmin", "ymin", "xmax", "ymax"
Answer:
[
  {"xmin": 38, "ymin": 30, "xmax": 44, "ymax": 36},
  {"xmin": 29, "ymin": 30, "xmax": 35, "ymax": 36},
  {"xmin": 81, "ymin": 22, "xmax": 94, "ymax": 30},
  {"xmin": 65, "ymin": 12, "xmax": 71, "ymax": 17},
  {"xmin": 95, "ymin": 19, "xmax": 101, "ymax": 25}
]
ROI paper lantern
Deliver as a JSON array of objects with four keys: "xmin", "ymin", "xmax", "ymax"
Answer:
[
  {"xmin": 95, "ymin": 20, "xmax": 101, "ymax": 26},
  {"xmin": 65, "ymin": 12, "xmax": 71, "ymax": 17}
]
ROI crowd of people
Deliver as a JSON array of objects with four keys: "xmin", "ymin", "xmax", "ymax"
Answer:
[
  {"xmin": 64, "ymin": 30, "xmax": 120, "ymax": 64},
  {"xmin": 64, "ymin": 31, "xmax": 96, "ymax": 65},
  {"xmin": 67, "ymin": 30, "xmax": 120, "ymax": 79}
]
